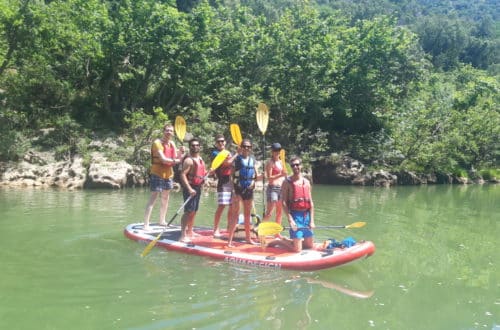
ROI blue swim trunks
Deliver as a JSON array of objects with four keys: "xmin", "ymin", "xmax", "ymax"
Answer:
[
  {"xmin": 150, "ymin": 175, "xmax": 173, "ymax": 192},
  {"xmin": 289, "ymin": 210, "xmax": 313, "ymax": 239}
]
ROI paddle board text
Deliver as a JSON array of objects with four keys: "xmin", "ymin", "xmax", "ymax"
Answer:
[{"xmin": 224, "ymin": 256, "xmax": 281, "ymax": 269}]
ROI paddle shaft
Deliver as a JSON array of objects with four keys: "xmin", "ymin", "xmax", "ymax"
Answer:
[{"xmin": 167, "ymin": 195, "xmax": 193, "ymax": 226}]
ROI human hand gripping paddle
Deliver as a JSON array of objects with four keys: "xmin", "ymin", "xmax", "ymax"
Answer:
[
  {"xmin": 257, "ymin": 221, "xmax": 367, "ymax": 237},
  {"xmin": 141, "ymin": 149, "xmax": 230, "ymax": 257}
]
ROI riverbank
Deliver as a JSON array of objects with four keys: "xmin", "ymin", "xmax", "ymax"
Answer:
[{"xmin": 1, "ymin": 146, "xmax": 497, "ymax": 189}]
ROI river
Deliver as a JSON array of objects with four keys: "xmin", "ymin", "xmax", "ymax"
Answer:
[{"xmin": 0, "ymin": 184, "xmax": 498, "ymax": 329}]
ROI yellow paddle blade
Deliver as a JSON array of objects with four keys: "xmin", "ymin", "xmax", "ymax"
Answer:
[
  {"xmin": 141, "ymin": 235, "xmax": 161, "ymax": 257},
  {"xmin": 174, "ymin": 116, "xmax": 186, "ymax": 142},
  {"xmin": 279, "ymin": 149, "xmax": 288, "ymax": 174},
  {"xmin": 230, "ymin": 123, "xmax": 242, "ymax": 146},
  {"xmin": 211, "ymin": 149, "xmax": 230, "ymax": 170},
  {"xmin": 345, "ymin": 221, "xmax": 366, "ymax": 229},
  {"xmin": 256, "ymin": 103, "xmax": 269, "ymax": 135},
  {"xmin": 257, "ymin": 222, "xmax": 283, "ymax": 236}
]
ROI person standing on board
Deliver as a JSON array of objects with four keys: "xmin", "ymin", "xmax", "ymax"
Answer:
[
  {"xmin": 211, "ymin": 134, "xmax": 238, "ymax": 238},
  {"xmin": 262, "ymin": 142, "xmax": 287, "ymax": 225},
  {"xmin": 227, "ymin": 139, "xmax": 262, "ymax": 247},
  {"xmin": 268, "ymin": 156, "xmax": 315, "ymax": 252},
  {"xmin": 143, "ymin": 123, "xmax": 184, "ymax": 231},
  {"xmin": 179, "ymin": 138, "xmax": 207, "ymax": 243}
]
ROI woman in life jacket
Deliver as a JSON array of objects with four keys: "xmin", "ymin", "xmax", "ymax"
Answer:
[
  {"xmin": 227, "ymin": 139, "xmax": 262, "ymax": 247},
  {"xmin": 143, "ymin": 123, "xmax": 184, "ymax": 231},
  {"xmin": 268, "ymin": 156, "xmax": 315, "ymax": 252},
  {"xmin": 262, "ymin": 142, "xmax": 287, "ymax": 225}
]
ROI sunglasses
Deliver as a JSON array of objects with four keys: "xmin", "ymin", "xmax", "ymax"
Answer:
[
  {"xmin": 242, "ymin": 145, "xmax": 252, "ymax": 149},
  {"xmin": 291, "ymin": 163, "xmax": 301, "ymax": 167},
  {"xmin": 190, "ymin": 144, "xmax": 200, "ymax": 147},
  {"xmin": 216, "ymin": 140, "xmax": 225, "ymax": 143}
]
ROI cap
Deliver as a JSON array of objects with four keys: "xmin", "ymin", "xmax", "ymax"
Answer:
[{"xmin": 271, "ymin": 142, "xmax": 282, "ymax": 151}]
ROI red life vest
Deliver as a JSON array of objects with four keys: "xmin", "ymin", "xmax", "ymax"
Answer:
[
  {"xmin": 288, "ymin": 177, "xmax": 312, "ymax": 210},
  {"xmin": 188, "ymin": 157, "xmax": 207, "ymax": 186}
]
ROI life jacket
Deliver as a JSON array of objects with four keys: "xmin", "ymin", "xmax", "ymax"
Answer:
[
  {"xmin": 287, "ymin": 177, "xmax": 312, "ymax": 210},
  {"xmin": 233, "ymin": 155, "xmax": 255, "ymax": 189},
  {"xmin": 187, "ymin": 156, "xmax": 207, "ymax": 186},
  {"xmin": 211, "ymin": 150, "xmax": 232, "ymax": 177},
  {"xmin": 150, "ymin": 140, "xmax": 175, "ymax": 179}
]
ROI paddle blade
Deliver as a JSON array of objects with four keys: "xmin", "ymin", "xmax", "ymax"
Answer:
[
  {"xmin": 256, "ymin": 103, "xmax": 269, "ymax": 135},
  {"xmin": 174, "ymin": 116, "xmax": 186, "ymax": 142},
  {"xmin": 258, "ymin": 222, "xmax": 283, "ymax": 236},
  {"xmin": 211, "ymin": 149, "xmax": 230, "ymax": 170},
  {"xmin": 345, "ymin": 221, "xmax": 366, "ymax": 229},
  {"xmin": 279, "ymin": 149, "xmax": 288, "ymax": 174},
  {"xmin": 230, "ymin": 123, "xmax": 242, "ymax": 146},
  {"xmin": 141, "ymin": 234, "xmax": 161, "ymax": 257}
]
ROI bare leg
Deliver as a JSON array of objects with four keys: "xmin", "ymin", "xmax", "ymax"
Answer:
[
  {"xmin": 143, "ymin": 192, "xmax": 159, "ymax": 230},
  {"xmin": 158, "ymin": 190, "xmax": 170, "ymax": 225},
  {"xmin": 243, "ymin": 199, "xmax": 257, "ymax": 244},
  {"xmin": 227, "ymin": 197, "xmax": 241, "ymax": 247},
  {"xmin": 213, "ymin": 204, "xmax": 225, "ymax": 236},
  {"xmin": 180, "ymin": 212, "xmax": 191, "ymax": 242},
  {"xmin": 275, "ymin": 201, "xmax": 283, "ymax": 225}
]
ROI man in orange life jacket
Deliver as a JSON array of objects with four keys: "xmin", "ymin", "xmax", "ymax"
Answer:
[
  {"xmin": 269, "ymin": 156, "xmax": 315, "ymax": 252},
  {"xmin": 179, "ymin": 137, "xmax": 208, "ymax": 243},
  {"xmin": 143, "ymin": 123, "xmax": 184, "ymax": 231}
]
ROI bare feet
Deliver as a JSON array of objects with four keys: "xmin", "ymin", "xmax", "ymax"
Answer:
[
  {"xmin": 143, "ymin": 225, "xmax": 151, "ymax": 231},
  {"xmin": 179, "ymin": 237, "xmax": 192, "ymax": 243},
  {"xmin": 158, "ymin": 222, "xmax": 167, "ymax": 227}
]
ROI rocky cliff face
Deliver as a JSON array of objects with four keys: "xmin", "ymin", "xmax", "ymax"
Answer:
[{"xmin": 0, "ymin": 150, "xmax": 147, "ymax": 189}]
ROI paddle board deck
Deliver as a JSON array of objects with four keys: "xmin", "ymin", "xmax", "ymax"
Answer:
[{"xmin": 124, "ymin": 223, "xmax": 375, "ymax": 271}]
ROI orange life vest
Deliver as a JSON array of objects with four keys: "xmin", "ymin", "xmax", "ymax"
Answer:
[{"xmin": 150, "ymin": 140, "xmax": 175, "ymax": 179}]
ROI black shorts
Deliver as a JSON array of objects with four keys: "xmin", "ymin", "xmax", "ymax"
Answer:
[
  {"xmin": 234, "ymin": 185, "xmax": 254, "ymax": 201},
  {"xmin": 182, "ymin": 186, "xmax": 202, "ymax": 212}
]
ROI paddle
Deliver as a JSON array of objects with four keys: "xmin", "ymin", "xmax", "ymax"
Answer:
[
  {"xmin": 256, "ymin": 103, "xmax": 269, "ymax": 217},
  {"xmin": 279, "ymin": 148, "xmax": 288, "ymax": 175},
  {"xmin": 257, "ymin": 221, "xmax": 366, "ymax": 236},
  {"xmin": 174, "ymin": 116, "xmax": 186, "ymax": 143},
  {"xmin": 230, "ymin": 123, "xmax": 242, "ymax": 146},
  {"xmin": 141, "ymin": 149, "xmax": 230, "ymax": 257}
]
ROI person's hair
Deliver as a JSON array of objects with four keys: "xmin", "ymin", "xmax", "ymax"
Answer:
[
  {"xmin": 215, "ymin": 134, "xmax": 225, "ymax": 141},
  {"xmin": 163, "ymin": 123, "xmax": 173, "ymax": 130},
  {"xmin": 189, "ymin": 137, "xmax": 200, "ymax": 147},
  {"xmin": 290, "ymin": 156, "xmax": 301, "ymax": 165},
  {"xmin": 241, "ymin": 139, "xmax": 252, "ymax": 147}
]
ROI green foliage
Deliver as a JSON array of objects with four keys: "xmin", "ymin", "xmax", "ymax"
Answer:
[
  {"xmin": 123, "ymin": 107, "xmax": 169, "ymax": 166},
  {"xmin": 479, "ymin": 169, "xmax": 499, "ymax": 181},
  {"xmin": 34, "ymin": 114, "xmax": 88, "ymax": 161},
  {"xmin": 0, "ymin": 0, "xmax": 498, "ymax": 179}
]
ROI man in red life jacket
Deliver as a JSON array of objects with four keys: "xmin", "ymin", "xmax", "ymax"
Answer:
[
  {"xmin": 143, "ymin": 123, "xmax": 184, "ymax": 231},
  {"xmin": 179, "ymin": 138, "xmax": 208, "ymax": 242},
  {"xmin": 268, "ymin": 156, "xmax": 315, "ymax": 252}
]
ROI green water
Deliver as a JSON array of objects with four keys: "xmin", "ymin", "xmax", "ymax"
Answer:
[{"xmin": 0, "ymin": 185, "xmax": 498, "ymax": 329}]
